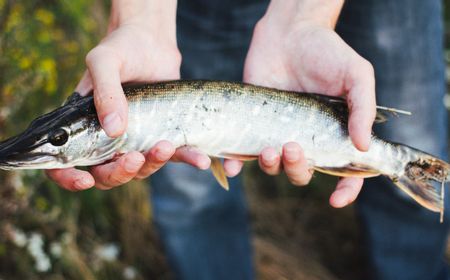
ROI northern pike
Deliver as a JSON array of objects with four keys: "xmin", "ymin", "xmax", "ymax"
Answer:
[{"xmin": 0, "ymin": 80, "xmax": 448, "ymax": 216}]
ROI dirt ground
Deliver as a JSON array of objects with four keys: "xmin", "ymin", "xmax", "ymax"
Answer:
[{"xmin": 245, "ymin": 165, "xmax": 364, "ymax": 280}]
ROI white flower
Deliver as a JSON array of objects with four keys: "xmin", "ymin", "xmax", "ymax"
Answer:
[
  {"xmin": 95, "ymin": 243, "xmax": 119, "ymax": 262},
  {"xmin": 10, "ymin": 228, "xmax": 27, "ymax": 248},
  {"xmin": 123, "ymin": 266, "xmax": 137, "ymax": 280},
  {"xmin": 50, "ymin": 242, "xmax": 62, "ymax": 258},
  {"xmin": 27, "ymin": 233, "xmax": 51, "ymax": 272}
]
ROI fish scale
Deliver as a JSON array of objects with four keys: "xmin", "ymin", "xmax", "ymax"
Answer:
[{"xmin": 0, "ymin": 80, "xmax": 449, "ymax": 218}]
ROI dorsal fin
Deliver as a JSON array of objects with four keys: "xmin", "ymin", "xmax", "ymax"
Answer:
[
  {"xmin": 375, "ymin": 105, "xmax": 411, "ymax": 123},
  {"xmin": 63, "ymin": 92, "xmax": 84, "ymax": 106},
  {"xmin": 375, "ymin": 105, "xmax": 411, "ymax": 116},
  {"xmin": 326, "ymin": 97, "xmax": 411, "ymax": 123}
]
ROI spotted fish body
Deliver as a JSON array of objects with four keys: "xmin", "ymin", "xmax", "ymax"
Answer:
[
  {"xmin": 0, "ymin": 80, "xmax": 449, "ymax": 214},
  {"xmin": 123, "ymin": 81, "xmax": 427, "ymax": 179}
]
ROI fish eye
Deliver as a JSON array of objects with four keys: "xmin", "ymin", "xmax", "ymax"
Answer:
[{"xmin": 48, "ymin": 128, "xmax": 69, "ymax": 146}]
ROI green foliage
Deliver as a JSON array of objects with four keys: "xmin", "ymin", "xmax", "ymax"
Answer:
[
  {"xmin": 0, "ymin": 1, "xmax": 170, "ymax": 279},
  {"xmin": 0, "ymin": 0, "xmax": 104, "ymax": 133},
  {"xmin": 0, "ymin": 1, "xmax": 448, "ymax": 279}
]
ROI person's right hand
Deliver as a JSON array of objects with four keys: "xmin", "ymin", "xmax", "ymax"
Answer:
[
  {"xmin": 243, "ymin": 0, "xmax": 376, "ymax": 208},
  {"xmin": 46, "ymin": 1, "xmax": 212, "ymax": 191}
]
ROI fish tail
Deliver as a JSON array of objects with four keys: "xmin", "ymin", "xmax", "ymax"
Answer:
[{"xmin": 390, "ymin": 153, "xmax": 450, "ymax": 216}]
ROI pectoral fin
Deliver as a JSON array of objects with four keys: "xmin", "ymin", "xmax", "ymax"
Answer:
[
  {"xmin": 210, "ymin": 157, "xmax": 229, "ymax": 190},
  {"xmin": 314, "ymin": 163, "xmax": 380, "ymax": 178},
  {"xmin": 219, "ymin": 153, "xmax": 258, "ymax": 161}
]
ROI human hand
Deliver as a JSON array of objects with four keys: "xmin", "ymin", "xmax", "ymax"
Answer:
[
  {"xmin": 46, "ymin": 0, "xmax": 213, "ymax": 191},
  {"xmin": 243, "ymin": 0, "xmax": 376, "ymax": 207}
]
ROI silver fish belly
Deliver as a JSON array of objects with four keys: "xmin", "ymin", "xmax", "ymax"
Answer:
[{"xmin": 0, "ymin": 80, "xmax": 448, "ymax": 215}]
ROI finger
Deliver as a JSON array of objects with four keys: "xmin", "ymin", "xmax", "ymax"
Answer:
[
  {"xmin": 223, "ymin": 159, "xmax": 244, "ymax": 177},
  {"xmin": 346, "ymin": 58, "xmax": 376, "ymax": 151},
  {"xmin": 85, "ymin": 46, "xmax": 128, "ymax": 138},
  {"xmin": 171, "ymin": 146, "xmax": 211, "ymax": 170},
  {"xmin": 90, "ymin": 151, "xmax": 145, "ymax": 190},
  {"xmin": 75, "ymin": 71, "xmax": 93, "ymax": 96},
  {"xmin": 282, "ymin": 142, "xmax": 313, "ymax": 186},
  {"xmin": 136, "ymin": 140, "xmax": 176, "ymax": 179},
  {"xmin": 258, "ymin": 147, "xmax": 281, "ymax": 176},
  {"xmin": 329, "ymin": 177, "xmax": 364, "ymax": 208},
  {"xmin": 46, "ymin": 168, "xmax": 95, "ymax": 191}
]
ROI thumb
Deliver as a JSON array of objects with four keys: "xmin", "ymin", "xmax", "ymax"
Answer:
[
  {"xmin": 346, "ymin": 59, "xmax": 376, "ymax": 151},
  {"xmin": 85, "ymin": 47, "xmax": 128, "ymax": 138}
]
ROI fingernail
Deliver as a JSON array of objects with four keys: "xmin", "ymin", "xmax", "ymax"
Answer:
[
  {"xmin": 74, "ymin": 177, "xmax": 92, "ymax": 190},
  {"xmin": 263, "ymin": 153, "xmax": 277, "ymax": 166},
  {"xmin": 102, "ymin": 113, "xmax": 123, "ymax": 137},
  {"xmin": 155, "ymin": 147, "xmax": 172, "ymax": 161},
  {"xmin": 124, "ymin": 157, "xmax": 143, "ymax": 173},
  {"xmin": 197, "ymin": 156, "xmax": 211, "ymax": 170},
  {"xmin": 284, "ymin": 148, "xmax": 299, "ymax": 162}
]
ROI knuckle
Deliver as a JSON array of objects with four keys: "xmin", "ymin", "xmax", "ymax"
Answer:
[
  {"xmin": 86, "ymin": 47, "xmax": 103, "ymax": 65},
  {"xmin": 85, "ymin": 49, "xmax": 97, "ymax": 65},
  {"xmin": 253, "ymin": 19, "xmax": 266, "ymax": 38},
  {"xmin": 350, "ymin": 58, "xmax": 375, "ymax": 83},
  {"xmin": 86, "ymin": 45, "xmax": 116, "ymax": 65},
  {"xmin": 361, "ymin": 59, "xmax": 375, "ymax": 77},
  {"xmin": 109, "ymin": 173, "xmax": 130, "ymax": 186}
]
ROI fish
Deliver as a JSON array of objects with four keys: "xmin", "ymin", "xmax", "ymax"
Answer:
[{"xmin": 0, "ymin": 80, "xmax": 448, "ymax": 216}]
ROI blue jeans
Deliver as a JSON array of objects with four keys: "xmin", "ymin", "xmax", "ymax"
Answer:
[
  {"xmin": 337, "ymin": 1, "xmax": 449, "ymax": 279},
  {"xmin": 150, "ymin": 0, "xmax": 448, "ymax": 279}
]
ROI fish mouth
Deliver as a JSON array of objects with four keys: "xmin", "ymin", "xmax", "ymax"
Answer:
[
  {"xmin": 0, "ymin": 153, "xmax": 58, "ymax": 170},
  {"xmin": 0, "ymin": 92, "xmax": 98, "ymax": 171},
  {"xmin": 0, "ymin": 133, "xmax": 57, "ymax": 169},
  {"xmin": 0, "ymin": 125, "xmax": 57, "ymax": 170}
]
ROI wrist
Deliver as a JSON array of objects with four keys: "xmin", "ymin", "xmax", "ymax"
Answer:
[
  {"xmin": 109, "ymin": 0, "xmax": 177, "ymax": 36},
  {"xmin": 262, "ymin": 0, "xmax": 344, "ymax": 29}
]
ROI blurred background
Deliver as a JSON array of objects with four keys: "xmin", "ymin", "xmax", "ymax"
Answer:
[{"xmin": 0, "ymin": 1, "xmax": 448, "ymax": 279}]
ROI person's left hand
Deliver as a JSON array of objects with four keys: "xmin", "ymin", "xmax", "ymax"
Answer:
[
  {"xmin": 239, "ymin": 1, "xmax": 376, "ymax": 208},
  {"xmin": 45, "ymin": 1, "xmax": 213, "ymax": 191}
]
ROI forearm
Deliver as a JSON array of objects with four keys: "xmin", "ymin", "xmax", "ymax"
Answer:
[
  {"xmin": 263, "ymin": 0, "xmax": 344, "ymax": 28},
  {"xmin": 109, "ymin": 0, "xmax": 178, "ymax": 35}
]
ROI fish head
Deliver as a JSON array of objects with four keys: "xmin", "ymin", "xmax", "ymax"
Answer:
[{"xmin": 0, "ymin": 93, "xmax": 121, "ymax": 170}]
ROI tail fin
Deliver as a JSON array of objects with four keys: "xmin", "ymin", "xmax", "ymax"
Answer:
[{"xmin": 390, "ymin": 156, "xmax": 450, "ymax": 217}]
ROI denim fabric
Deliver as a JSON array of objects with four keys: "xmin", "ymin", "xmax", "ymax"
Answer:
[
  {"xmin": 150, "ymin": 0, "xmax": 448, "ymax": 279},
  {"xmin": 337, "ymin": 1, "xmax": 448, "ymax": 279},
  {"xmin": 150, "ymin": 2, "xmax": 268, "ymax": 280}
]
